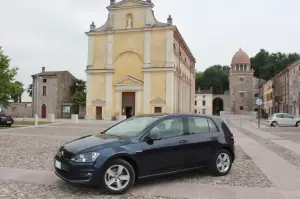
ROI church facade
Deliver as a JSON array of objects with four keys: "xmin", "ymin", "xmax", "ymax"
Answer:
[{"xmin": 85, "ymin": 0, "xmax": 196, "ymax": 120}]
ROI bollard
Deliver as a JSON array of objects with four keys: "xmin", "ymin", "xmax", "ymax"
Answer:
[
  {"xmin": 35, "ymin": 114, "xmax": 38, "ymax": 126},
  {"xmin": 71, "ymin": 114, "xmax": 78, "ymax": 124}
]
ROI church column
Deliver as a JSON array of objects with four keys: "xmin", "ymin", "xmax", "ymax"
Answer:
[
  {"xmin": 135, "ymin": 90, "xmax": 142, "ymax": 115},
  {"xmin": 166, "ymin": 30, "xmax": 174, "ymax": 67},
  {"xmin": 143, "ymin": 31, "xmax": 151, "ymax": 113},
  {"xmin": 116, "ymin": 91, "xmax": 121, "ymax": 116},
  {"xmin": 105, "ymin": 34, "xmax": 114, "ymax": 120},
  {"xmin": 166, "ymin": 71, "xmax": 174, "ymax": 113},
  {"xmin": 86, "ymin": 35, "xmax": 94, "ymax": 120}
]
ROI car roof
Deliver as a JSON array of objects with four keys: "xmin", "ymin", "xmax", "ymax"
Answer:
[{"xmin": 135, "ymin": 113, "xmax": 219, "ymax": 120}]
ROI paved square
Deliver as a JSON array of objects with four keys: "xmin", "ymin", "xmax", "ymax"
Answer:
[{"xmin": 0, "ymin": 118, "xmax": 300, "ymax": 198}]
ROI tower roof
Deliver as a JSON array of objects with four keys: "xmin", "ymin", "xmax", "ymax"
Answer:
[{"xmin": 231, "ymin": 48, "xmax": 250, "ymax": 65}]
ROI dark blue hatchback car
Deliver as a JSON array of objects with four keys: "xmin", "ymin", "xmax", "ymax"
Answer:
[{"xmin": 54, "ymin": 114, "xmax": 235, "ymax": 194}]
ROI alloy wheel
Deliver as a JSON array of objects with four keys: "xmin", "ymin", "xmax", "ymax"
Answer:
[
  {"xmin": 104, "ymin": 165, "xmax": 130, "ymax": 191},
  {"xmin": 216, "ymin": 153, "xmax": 230, "ymax": 173}
]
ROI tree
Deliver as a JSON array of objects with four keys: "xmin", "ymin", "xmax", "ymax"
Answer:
[
  {"xmin": 195, "ymin": 65, "xmax": 230, "ymax": 94},
  {"xmin": 70, "ymin": 79, "xmax": 86, "ymax": 95},
  {"xmin": 27, "ymin": 84, "xmax": 33, "ymax": 97},
  {"xmin": 0, "ymin": 46, "xmax": 18, "ymax": 108},
  {"xmin": 251, "ymin": 49, "xmax": 300, "ymax": 80},
  {"xmin": 72, "ymin": 91, "xmax": 86, "ymax": 106},
  {"xmin": 10, "ymin": 81, "xmax": 24, "ymax": 102}
]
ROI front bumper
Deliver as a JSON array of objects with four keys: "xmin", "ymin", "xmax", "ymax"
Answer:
[{"xmin": 53, "ymin": 155, "xmax": 101, "ymax": 185}]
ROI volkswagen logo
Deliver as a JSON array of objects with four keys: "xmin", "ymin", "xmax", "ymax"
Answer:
[{"xmin": 58, "ymin": 150, "xmax": 64, "ymax": 158}]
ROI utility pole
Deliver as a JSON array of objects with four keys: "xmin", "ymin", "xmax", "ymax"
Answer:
[{"xmin": 35, "ymin": 74, "xmax": 39, "ymax": 126}]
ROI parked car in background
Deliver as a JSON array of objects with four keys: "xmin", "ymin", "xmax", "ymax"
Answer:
[
  {"xmin": 54, "ymin": 114, "xmax": 235, "ymax": 194},
  {"xmin": 268, "ymin": 113, "xmax": 300, "ymax": 127},
  {"xmin": 0, "ymin": 112, "xmax": 14, "ymax": 127}
]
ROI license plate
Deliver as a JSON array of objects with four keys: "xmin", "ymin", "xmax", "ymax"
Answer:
[
  {"xmin": 55, "ymin": 160, "xmax": 62, "ymax": 169},
  {"xmin": 7, "ymin": 121, "xmax": 11, "ymax": 123}
]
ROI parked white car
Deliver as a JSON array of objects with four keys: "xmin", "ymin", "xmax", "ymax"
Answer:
[{"xmin": 268, "ymin": 113, "xmax": 300, "ymax": 127}]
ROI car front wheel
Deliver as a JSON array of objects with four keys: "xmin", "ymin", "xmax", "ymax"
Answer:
[
  {"xmin": 101, "ymin": 159, "xmax": 135, "ymax": 194},
  {"xmin": 211, "ymin": 149, "xmax": 232, "ymax": 176}
]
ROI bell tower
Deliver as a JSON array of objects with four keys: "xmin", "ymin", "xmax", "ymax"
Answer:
[{"xmin": 229, "ymin": 49, "xmax": 254, "ymax": 113}]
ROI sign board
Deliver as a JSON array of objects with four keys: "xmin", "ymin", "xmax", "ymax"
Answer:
[{"xmin": 256, "ymin": 99, "xmax": 263, "ymax": 106}]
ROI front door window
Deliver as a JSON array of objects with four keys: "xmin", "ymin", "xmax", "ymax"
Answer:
[{"xmin": 149, "ymin": 117, "xmax": 184, "ymax": 138}]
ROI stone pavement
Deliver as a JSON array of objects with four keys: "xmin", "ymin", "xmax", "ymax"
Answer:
[{"xmin": 0, "ymin": 119, "xmax": 300, "ymax": 198}]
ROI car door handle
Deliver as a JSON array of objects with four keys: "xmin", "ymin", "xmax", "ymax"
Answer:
[
  {"xmin": 210, "ymin": 136, "xmax": 218, "ymax": 141},
  {"xmin": 179, "ymin": 140, "xmax": 187, "ymax": 144}
]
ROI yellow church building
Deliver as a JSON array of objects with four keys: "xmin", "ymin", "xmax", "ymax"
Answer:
[{"xmin": 85, "ymin": 0, "xmax": 196, "ymax": 120}]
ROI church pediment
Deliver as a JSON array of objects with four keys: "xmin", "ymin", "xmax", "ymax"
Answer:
[
  {"xmin": 115, "ymin": 75, "xmax": 143, "ymax": 85},
  {"xmin": 150, "ymin": 97, "xmax": 166, "ymax": 105},
  {"xmin": 107, "ymin": 0, "xmax": 153, "ymax": 10}
]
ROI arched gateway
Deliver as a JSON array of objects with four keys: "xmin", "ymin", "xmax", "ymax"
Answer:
[{"xmin": 212, "ymin": 93, "xmax": 230, "ymax": 115}]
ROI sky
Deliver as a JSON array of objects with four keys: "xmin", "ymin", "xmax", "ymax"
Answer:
[{"xmin": 1, "ymin": 0, "xmax": 300, "ymax": 102}]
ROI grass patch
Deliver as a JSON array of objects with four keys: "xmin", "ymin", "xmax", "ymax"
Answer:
[{"xmin": 14, "ymin": 121, "xmax": 53, "ymax": 126}]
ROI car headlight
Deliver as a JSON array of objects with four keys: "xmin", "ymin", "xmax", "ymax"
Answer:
[{"xmin": 71, "ymin": 152, "xmax": 100, "ymax": 163}]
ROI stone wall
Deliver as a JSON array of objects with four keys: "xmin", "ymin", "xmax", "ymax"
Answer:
[{"xmin": 5, "ymin": 102, "xmax": 33, "ymax": 118}]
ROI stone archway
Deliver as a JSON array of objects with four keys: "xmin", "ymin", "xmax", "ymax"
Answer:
[{"xmin": 213, "ymin": 98, "xmax": 224, "ymax": 116}]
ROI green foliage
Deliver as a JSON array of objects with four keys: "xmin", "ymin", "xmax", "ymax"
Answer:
[
  {"xmin": 70, "ymin": 79, "xmax": 86, "ymax": 95},
  {"xmin": 10, "ymin": 81, "xmax": 24, "ymax": 102},
  {"xmin": 0, "ymin": 46, "xmax": 19, "ymax": 108},
  {"xmin": 72, "ymin": 91, "xmax": 86, "ymax": 106},
  {"xmin": 195, "ymin": 65, "xmax": 229, "ymax": 94},
  {"xmin": 27, "ymin": 84, "xmax": 33, "ymax": 97},
  {"xmin": 251, "ymin": 49, "xmax": 300, "ymax": 80}
]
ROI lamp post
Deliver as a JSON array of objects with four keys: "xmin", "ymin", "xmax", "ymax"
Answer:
[{"xmin": 35, "ymin": 74, "xmax": 42, "ymax": 126}]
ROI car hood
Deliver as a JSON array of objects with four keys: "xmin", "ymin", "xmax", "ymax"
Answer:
[{"xmin": 62, "ymin": 134, "xmax": 120, "ymax": 154}]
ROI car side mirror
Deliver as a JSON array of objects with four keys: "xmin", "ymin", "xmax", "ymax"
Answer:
[{"xmin": 148, "ymin": 131, "xmax": 162, "ymax": 140}]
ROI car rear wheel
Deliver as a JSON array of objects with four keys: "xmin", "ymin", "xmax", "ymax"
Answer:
[
  {"xmin": 271, "ymin": 121, "xmax": 279, "ymax": 127},
  {"xmin": 296, "ymin": 122, "xmax": 300, "ymax": 128},
  {"xmin": 210, "ymin": 149, "xmax": 232, "ymax": 176},
  {"xmin": 101, "ymin": 159, "xmax": 135, "ymax": 194}
]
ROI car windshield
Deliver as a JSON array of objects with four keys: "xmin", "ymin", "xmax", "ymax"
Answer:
[{"xmin": 104, "ymin": 116, "xmax": 162, "ymax": 137}]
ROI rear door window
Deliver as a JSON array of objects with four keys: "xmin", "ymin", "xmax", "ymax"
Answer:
[{"xmin": 187, "ymin": 117, "xmax": 218, "ymax": 134}]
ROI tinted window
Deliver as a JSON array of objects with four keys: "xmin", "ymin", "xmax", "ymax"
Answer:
[
  {"xmin": 187, "ymin": 117, "xmax": 209, "ymax": 134},
  {"xmin": 208, "ymin": 119, "xmax": 218, "ymax": 133},
  {"xmin": 150, "ymin": 117, "xmax": 183, "ymax": 138}
]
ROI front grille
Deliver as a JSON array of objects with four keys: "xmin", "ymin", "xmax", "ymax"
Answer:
[{"xmin": 57, "ymin": 148, "xmax": 74, "ymax": 160}]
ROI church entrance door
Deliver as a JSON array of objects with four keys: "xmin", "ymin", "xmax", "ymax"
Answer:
[{"xmin": 122, "ymin": 92, "xmax": 135, "ymax": 118}]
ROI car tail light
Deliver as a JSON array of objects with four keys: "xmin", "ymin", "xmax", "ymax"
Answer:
[
  {"xmin": 268, "ymin": 117, "xmax": 272, "ymax": 120},
  {"xmin": 2, "ymin": 117, "xmax": 6, "ymax": 121}
]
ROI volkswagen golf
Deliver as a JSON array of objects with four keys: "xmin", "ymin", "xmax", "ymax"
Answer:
[{"xmin": 54, "ymin": 114, "xmax": 235, "ymax": 194}]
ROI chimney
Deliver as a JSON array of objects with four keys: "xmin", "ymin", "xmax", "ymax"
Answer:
[{"xmin": 42, "ymin": 66, "xmax": 45, "ymax": 72}]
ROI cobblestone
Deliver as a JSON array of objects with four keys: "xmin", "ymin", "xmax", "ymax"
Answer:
[{"xmin": 0, "ymin": 180, "xmax": 184, "ymax": 199}]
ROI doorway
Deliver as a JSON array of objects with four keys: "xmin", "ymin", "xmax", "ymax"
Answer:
[
  {"xmin": 96, "ymin": 107, "xmax": 102, "ymax": 120},
  {"xmin": 41, "ymin": 104, "xmax": 47, "ymax": 118},
  {"xmin": 122, "ymin": 92, "xmax": 135, "ymax": 118},
  {"xmin": 213, "ymin": 98, "xmax": 224, "ymax": 116}
]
